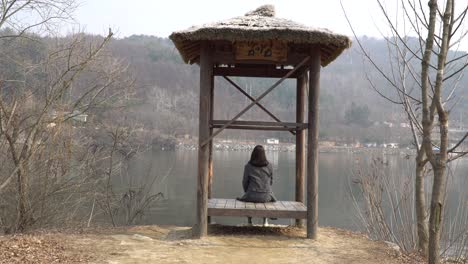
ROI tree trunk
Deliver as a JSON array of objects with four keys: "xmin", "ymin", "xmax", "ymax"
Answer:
[
  {"xmin": 415, "ymin": 152, "xmax": 429, "ymax": 256},
  {"xmin": 429, "ymin": 112, "xmax": 449, "ymax": 264},
  {"xmin": 419, "ymin": 0, "xmax": 438, "ymax": 259},
  {"xmin": 16, "ymin": 166, "xmax": 30, "ymax": 232},
  {"xmin": 428, "ymin": 164, "xmax": 447, "ymax": 264},
  {"xmin": 428, "ymin": 0, "xmax": 452, "ymax": 262}
]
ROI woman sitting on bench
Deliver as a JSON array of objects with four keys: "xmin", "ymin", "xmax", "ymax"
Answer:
[{"xmin": 237, "ymin": 145, "xmax": 277, "ymax": 225}]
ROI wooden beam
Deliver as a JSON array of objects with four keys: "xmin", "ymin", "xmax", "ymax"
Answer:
[
  {"xmin": 201, "ymin": 56, "xmax": 311, "ymax": 147},
  {"xmin": 213, "ymin": 49, "xmax": 314, "ymax": 66},
  {"xmin": 211, "ymin": 125, "xmax": 297, "ymax": 131},
  {"xmin": 296, "ymin": 72, "xmax": 307, "ymax": 228},
  {"xmin": 187, "ymin": 41, "xmax": 334, "ymax": 66},
  {"xmin": 208, "ymin": 207, "xmax": 306, "ymax": 219},
  {"xmin": 214, "ymin": 66, "xmax": 303, "ymax": 78},
  {"xmin": 211, "ymin": 120, "xmax": 306, "ymax": 128},
  {"xmin": 211, "ymin": 120, "xmax": 307, "ymax": 131},
  {"xmin": 222, "ymin": 76, "xmax": 296, "ymax": 136},
  {"xmin": 193, "ymin": 41, "xmax": 213, "ymax": 239},
  {"xmin": 307, "ymin": 48, "xmax": 321, "ymax": 239}
]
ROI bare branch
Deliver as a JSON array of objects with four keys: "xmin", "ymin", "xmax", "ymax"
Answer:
[
  {"xmin": 376, "ymin": 0, "xmax": 438, "ymax": 70},
  {"xmin": 364, "ymin": 73, "xmax": 403, "ymax": 104},
  {"xmin": 447, "ymin": 151, "xmax": 468, "ymax": 162},
  {"xmin": 341, "ymin": 2, "xmax": 422, "ymax": 103},
  {"xmin": 445, "ymin": 52, "xmax": 468, "ymax": 65},
  {"xmin": 443, "ymin": 61, "xmax": 468, "ymax": 81},
  {"xmin": 448, "ymin": 132, "xmax": 468, "ymax": 153},
  {"xmin": 450, "ymin": 5, "xmax": 468, "ymax": 37}
]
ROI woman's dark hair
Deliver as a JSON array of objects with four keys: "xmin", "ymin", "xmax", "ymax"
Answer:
[{"xmin": 249, "ymin": 145, "xmax": 269, "ymax": 167}]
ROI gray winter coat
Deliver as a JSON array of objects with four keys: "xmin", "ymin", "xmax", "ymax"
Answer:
[{"xmin": 238, "ymin": 163, "xmax": 277, "ymax": 203}]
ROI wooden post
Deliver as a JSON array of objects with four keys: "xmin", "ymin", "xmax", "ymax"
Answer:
[
  {"xmin": 207, "ymin": 72, "xmax": 214, "ymax": 224},
  {"xmin": 307, "ymin": 48, "xmax": 321, "ymax": 239},
  {"xmin": 194, "ymin": 41, "xmax": 213, "ymax": 238},
  {"xmin": 295, "ymin": 72, "xmax": 307, "ymax": 227}
]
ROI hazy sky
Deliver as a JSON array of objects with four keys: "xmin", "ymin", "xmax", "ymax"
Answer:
[{"xmin": 73, "ymin": 0, "xmax": 468, "ymax": 51}]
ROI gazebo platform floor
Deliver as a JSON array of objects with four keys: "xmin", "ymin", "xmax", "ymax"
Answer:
[{"xmin": 208, "ymin": 198, "xmax": 306, "ymax": 219}]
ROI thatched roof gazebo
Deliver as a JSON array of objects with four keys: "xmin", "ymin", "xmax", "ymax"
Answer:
[{"xmin": 170, "ymin": 5, "xmax": 351, "ymax": 239}]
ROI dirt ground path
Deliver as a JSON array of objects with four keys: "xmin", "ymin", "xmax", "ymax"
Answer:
[
  {"xmin": 75, "ymin": 225, "xmax": 419, "ymax": 264},
  {"xmin": 1, "ymin": 225, "xmax": 423, "ymax": 264}
]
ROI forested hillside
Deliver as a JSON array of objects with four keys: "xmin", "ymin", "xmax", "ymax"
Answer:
[
  {"xmin": 105, "ymin": 35, "xmax": 467, "ymax": 145},
  {"xmin": 2, "ymin": 32, "xmax": 466, "ymax": 144}
]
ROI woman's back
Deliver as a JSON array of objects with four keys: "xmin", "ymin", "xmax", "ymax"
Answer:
[
  {"xmin": 238, "ymin": 145, "xmax": 276, "ymax": 203},
  {"xmin": 243, "ymin": 163, "xmax": 273, "ymax": 193}
]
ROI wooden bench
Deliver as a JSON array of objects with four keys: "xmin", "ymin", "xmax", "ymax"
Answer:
[{"xmin": 208, "ymin": 198, "xmax": 306, "ymax": 219}]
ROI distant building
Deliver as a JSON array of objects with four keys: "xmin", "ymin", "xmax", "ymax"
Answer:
[
  {"xmin": 365, "ymin": 142, "xmax": 377, "ymax": 148},
  {"xmin": 266, "ymin": 138, "xmax": 279, "ymax": 145},
  {"xmin": 383, "ymin": 121, "xmax": 394, "ymax": 127},
  {"xmin": 72, "ymin": 112, "xmax": 88, "ymax": 123},
  {"xmin": 51, "ymin": 110, "xmax": 88, "ymax": 123}
]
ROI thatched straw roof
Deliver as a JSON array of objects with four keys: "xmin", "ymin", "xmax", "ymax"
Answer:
[{"xmin": 170, "ymin": 5, "xmax": 351, "ymax": 66}]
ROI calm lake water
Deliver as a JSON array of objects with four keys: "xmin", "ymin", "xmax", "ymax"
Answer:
[{"xmin": 125, "ymin": 149, "xmax": 468, "ymax": 230}]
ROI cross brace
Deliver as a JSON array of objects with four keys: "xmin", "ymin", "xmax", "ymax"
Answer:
[
  {"xmin": 201, "ymin": 56, "xmax": 311, "ymax": 147},
  {"xmin": 222, "ymin": 76, "xmax": 296, "ymax": 136}
]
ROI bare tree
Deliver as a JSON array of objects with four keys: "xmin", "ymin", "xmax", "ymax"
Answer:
[
  {"xmin": 0, "ymin": 31, "xmax": 137, "ymax": 231},
  {"xmin": 0, "ymin": 0, "xmax": 77, "ymax": 39},
  {"xmin": 0, "ymin": 0, "xmax": 171, "ymax": 233},
  {"xmin": 342, "ymin": 0, "xmax": 468, "ymax": 262},
  {"xmin": 0, "ymin": 0, "xmax": 141, "ymax": 232},
  {"xmin": 350, "ymin": 155, "xmax": 419, "ymax": 253}
]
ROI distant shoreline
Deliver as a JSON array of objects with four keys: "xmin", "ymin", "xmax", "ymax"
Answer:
[{"xmin": 174, "ymin": 141, "xmax": 416, "ymax": 155}]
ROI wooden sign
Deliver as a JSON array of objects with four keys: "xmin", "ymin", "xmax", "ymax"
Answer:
[{"xmin": 235, "ymin": 40, "xmax": 287, "ymax": 62}]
